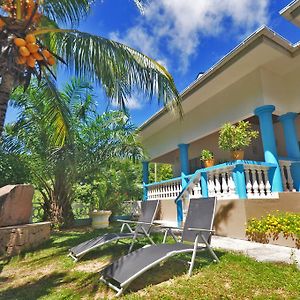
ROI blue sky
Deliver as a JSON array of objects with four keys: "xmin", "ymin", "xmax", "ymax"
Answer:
[{"xmin": 5, "ymin": 0, "xmax": 300, "ymax": 126}]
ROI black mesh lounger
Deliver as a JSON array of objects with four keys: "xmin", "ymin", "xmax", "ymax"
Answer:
[
  {"xmin": 68, "ymin": 200, "xmax": 159, "ymax": 262},
  {"xmin": 100, "ymin": 197, "xmax": 219, "ymax": 297}
]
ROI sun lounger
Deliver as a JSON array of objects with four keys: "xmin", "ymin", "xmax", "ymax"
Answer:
[
  {"xmin": 100, "ymin": 197, "xmax": 219, "ymax": 296},
  {"xmin": 69, "ymin": 199, "xmax": 159, "ymax": 261}
]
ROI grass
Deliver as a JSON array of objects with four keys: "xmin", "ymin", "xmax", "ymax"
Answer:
[{"xmin": 0, "ymin": 224, "xmax": 299, "ymax": 300}]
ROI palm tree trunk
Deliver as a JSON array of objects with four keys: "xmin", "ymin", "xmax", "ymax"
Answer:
[{"xmin": 0, "ymin": 71, "xmax": 15, "ymax": 135}]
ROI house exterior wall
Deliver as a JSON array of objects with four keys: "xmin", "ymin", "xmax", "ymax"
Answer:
[
  {"xmin": 157, "ymin": 193, "xmax": 300, "ymax": 247},
  {"xmin": 143, "ymin": 70, "xmax": 264, "ymax": 161}
]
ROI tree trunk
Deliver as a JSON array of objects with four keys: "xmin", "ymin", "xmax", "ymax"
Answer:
[
  {"xmin": 0, "ymin": 71, "xmax": 16, "ymax": 135},
  {"xmin": 42, "ymin": 176, "xmax": 75, "ymax": 228}
]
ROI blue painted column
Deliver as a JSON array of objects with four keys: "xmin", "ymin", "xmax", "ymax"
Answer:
[
  {"xmin": 254, "ymin": 105, "xmax": 283, "ymax": 192},
  {"xmin": 142, "ymin": 161, "xmax": 149, "ymax": 201},
  {"xmin": 278, "ymin": 113, "xmax": 300, "ymax": 158},
  {"xmin": 233, "ymin": 164, "xmax": 247, "ymax": 199},
  {"xmin": 200, "ymin": 172, "xmax": 209, "ymax": 198},
  {"xmin": 178, "ymin": 144, "xmax": 190, "ymax": 223},
  {"xmin": 279, "ymin": 112, "xmax": 300, "ymax": 191}
]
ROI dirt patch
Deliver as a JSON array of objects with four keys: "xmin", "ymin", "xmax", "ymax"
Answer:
[{"xmin": 74, "ymin": 260, "xmax": 108, "ymax": 273}]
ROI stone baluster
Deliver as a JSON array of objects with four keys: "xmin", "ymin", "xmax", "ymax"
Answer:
[
  {"xmin": 252, "ymin": 169, "xmax": 260, "ymax": 197},
  {"xmin": 221, "ymin": 170, "xmax": 229, "ymax": 198},
  {"xmin": 208, "ymin": 172, "xmax": 215, "ymax": 196},
  {"xmin": 257, "ymin": 167, "xmax": 266, "ymax": 196},
  {"xmin": 244, "ymin": 167, "xmax": 253, "ymax": 197},
  {"xmin": 262, "ymin": 167, "xmax": 272, "ymax": 197},
  {"xmin": 280, "ymin": 164, "xmax": 288, "ymax": 191},
  {"xmin": 215, "ymin": 171, "xmax": 222, "ymax": 198},
  {"xmin": 285, "ymin": 162, "xmax": 295, "ymax": 192},
  {"xmin": 228, "ymin": 169, "xmax": 236, "ymax": 197}
]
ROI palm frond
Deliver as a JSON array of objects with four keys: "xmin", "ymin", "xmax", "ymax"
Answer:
[
  {"xmin": 41, "ymin": 0, "xmax": 91, "ymax": 27},
  {"xmin": 34, "ymin": 29, "xmax": 182, "ymax": 115},
  {"xmin": 10, "ymin": 78, "xmax": 72, "ymax": 147}
]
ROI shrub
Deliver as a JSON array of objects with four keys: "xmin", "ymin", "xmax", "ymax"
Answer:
[
  {"xmin": 200, "ymin": 149, "xmax": 214, "ymax": 161},
  {"xmin": 246, "ymin": 211, "xmax": 300, "ymax": 249},
  {"xmin": 218, "ymin": 121, "xmax": 259, "ymax": 151}
]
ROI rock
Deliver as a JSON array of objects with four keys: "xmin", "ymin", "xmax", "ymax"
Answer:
[{"xmin": 0, "ymin": 185, "xmax": 34, "ymax": 227}]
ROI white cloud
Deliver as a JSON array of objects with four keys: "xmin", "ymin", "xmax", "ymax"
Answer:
[
  {"xmin": 111, "ymin": 96, "xmax": 143, "ymax": 110},
  {"xmin": 110, "ymin": 0, "xmax": 270, "ymax": 73}
]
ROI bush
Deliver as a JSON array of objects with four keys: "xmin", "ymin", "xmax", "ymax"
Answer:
[
  {"xmin": 246, "ymin": 211, "xmax": 300, "ymax": 249},
  {"xmin": 218, "ymin": 121, "xmax": 259, "ymax": 151},
  {"xmin": 200, "ymin": 149, "xmax": 214, "ymax": 161}
]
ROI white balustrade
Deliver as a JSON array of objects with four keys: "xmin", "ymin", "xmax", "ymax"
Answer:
[
  {"xmin": 279, "ymin": 160, "xmax": 296, "ymax": 192},
  {"xmin": 244, "ymin": 165, "xmax": 273, "ymax": 198},
  {"xmin": 147, "ymin": 176, "xmax": 203, "ymax": 200},
  {"xmin": 207, "ymin": 166, "xmax": 238, "ymax": 199}
]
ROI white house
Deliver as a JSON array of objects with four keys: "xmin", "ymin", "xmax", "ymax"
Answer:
[{"xmin": 139, "ymin": 1, "xmax": 300, "ymax": 239}]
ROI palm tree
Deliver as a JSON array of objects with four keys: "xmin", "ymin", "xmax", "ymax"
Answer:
[
  {"xmin": 0, "ymin": 0, "xmax": 181, "ymax": 139},
  {"xmin": 4, "ymin": 78, "xmax": 144, "ymax": 226}
]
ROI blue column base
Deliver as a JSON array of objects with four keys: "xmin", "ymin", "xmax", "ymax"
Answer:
[
  {"xmin": 143, "ymin": 184, "xmax": 148, "ymax": 201},
  {"xmin": 268, "ymin": 166, "xmax": 284, "ymax": 193},
  {"xmin": 233, "ymin": 165, "xmax": 247, "ymax": 199}
]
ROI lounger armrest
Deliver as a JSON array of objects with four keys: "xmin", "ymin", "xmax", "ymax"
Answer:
[
  {"xmin": 158, "ymin": 225, "xmax": 184, "ymax": 230},
  {"xmin": 116, "ymin": 219, "xmax": 153, "ymax": 226},
  {"xmin": 188, "ymin": 227, "xmax": 215, "ymax": 233}
]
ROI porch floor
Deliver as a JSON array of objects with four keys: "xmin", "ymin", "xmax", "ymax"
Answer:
[{"xmin": 211, "ymin": 236, "xmax": 300, "ymax": 267}]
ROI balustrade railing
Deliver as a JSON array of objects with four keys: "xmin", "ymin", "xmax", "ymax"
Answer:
[
  {"xmin": 145, "ymin": 160, "xmax": 279, "ymax": 201},
  {"xmin": 279, "ymin": 160, "xmax": 296, "ymax": 192},
  {"xmin": 244, "ymin": 164, "xmax": 272, "ymax": 198},
  {"xmin": 147, "ymin": 177, "xmax": 182, "ymax": 200},
  {"xmin": 206, "ymin": 165, "xmax": 237, "ymax": 199}
]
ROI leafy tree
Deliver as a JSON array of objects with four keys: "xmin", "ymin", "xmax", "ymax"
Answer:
[
  {"xmin": 0, "ymin": 151, "xmax": 31, "ymax": 186},
  {"xmin": 73, "ymin": 160, "xmax": 142, "ymax": 215},
  {"xmin": 4, "ymin": 78, "xmax": 144, "ymax": 227},
  {"xmin": 149, "ymin": 163, "xmax": 173, "ymax": 183},
  {"xmin": 0, "ymin": 0, "xmax": 181, "ymax": 139}
]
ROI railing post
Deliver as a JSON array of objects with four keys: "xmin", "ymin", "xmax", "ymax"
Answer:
[
  {"xmin": 142, "ymin": 161, "xmax": 149, "ymax": 201},
  {"xmin": 200, "ymin": 172, "xmax": 209, "ymax": 197},
  {"xmin": 254, "ymin": 105, "xmax": 283, "ymax": 192},
  {"xmin": 178, "ymin": 143, "xmax": 190, "ymax": 223},
  {"xmin": 233, "ymin": 164, "xmax": 247, "ymax": 199}
]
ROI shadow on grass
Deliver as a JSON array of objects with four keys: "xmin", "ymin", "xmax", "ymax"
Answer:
[
  {"xmin": 0, "ymin": 271, "xmax": 68, "ymax": 300},
  {"xmin": 124, "ymin": 249, "xmax": 225, "ymax": 294}
]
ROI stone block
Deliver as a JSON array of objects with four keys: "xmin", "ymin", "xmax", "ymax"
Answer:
[
  {"xmin": 0, "ymin": 185, "xmax": 34, "ymax": 227},
  {"xmin": 0, "ymin": 222, "xmax": 51, "ymax": 257}
]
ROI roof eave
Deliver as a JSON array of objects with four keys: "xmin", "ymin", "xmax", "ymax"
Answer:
[{"xmin": 139, "ymin": 26, "xmax": 297, "ymax": 132}]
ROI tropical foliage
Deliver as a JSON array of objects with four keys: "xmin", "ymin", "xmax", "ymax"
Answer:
[
  {"xmin": 2, "ymin": 79, "xmax": 144, "ymax": 227},
  {"xmin": 73, "ymin": 160, "xmax": 142, "ymax": 214},
  {"xmin": 0, "ymin": 0, "xmax": 181, "ymax": 139},
  {"xmin": 200, "ymin": 149, "xmax": 214, "ymax": 161},
  {"xmin": 149, "ymin": 163, "xmax": 173, "ymax": 183},
  {"xmin": 218, "ymin": 121, "xmax": 259, "ymax": 151},
  {"xmin": 246, "ymin": 211, "xmax": 300, "ymax": 249}
]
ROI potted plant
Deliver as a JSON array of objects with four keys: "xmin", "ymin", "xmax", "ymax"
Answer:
[
  {"xmin": 218, "ymin": 121, "xmax": 259, "ymax": 160},
  {"xmin": 200, "ymin": 149, "xmax": 215, "ymax": 168},
  {"xmin": 91, "ymin": 210, "xmax": 112, "ymax": 229}
]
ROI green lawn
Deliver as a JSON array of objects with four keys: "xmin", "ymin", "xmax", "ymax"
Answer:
[{"xmin": 0, "ymin": 224, "xmax": 299, "ymax": 300}]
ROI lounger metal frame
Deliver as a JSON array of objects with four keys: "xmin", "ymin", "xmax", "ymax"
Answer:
[
  {"xmin": 68, "ymin": 200, "xmax": 159, "ymax": 261},
  {"xmin": 100, "ymin": 198, "xmax": 219, "ymax": 297}
]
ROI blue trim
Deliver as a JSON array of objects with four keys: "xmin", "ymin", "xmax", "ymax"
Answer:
[
  {"xmin": 178, "ymin": 143, "xmax": 190, "ymax": 175},
  {"xmin": 177, "ymin": 143, "xmax": 190, "ymax": 222},
  {"xmin": 200, "ymin": 173, "xmax": 209, "ymax": 197},
  {"xmin": 145, "ymin": 176, "xmax": 183, "ymax": 187},
  {"xmin": 255, "ymin": 105, "xmax": 283, "ymax": 192},
  {"xmin": 142, "ymin": 161, "xmax": 149, "ymax": 201}
]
